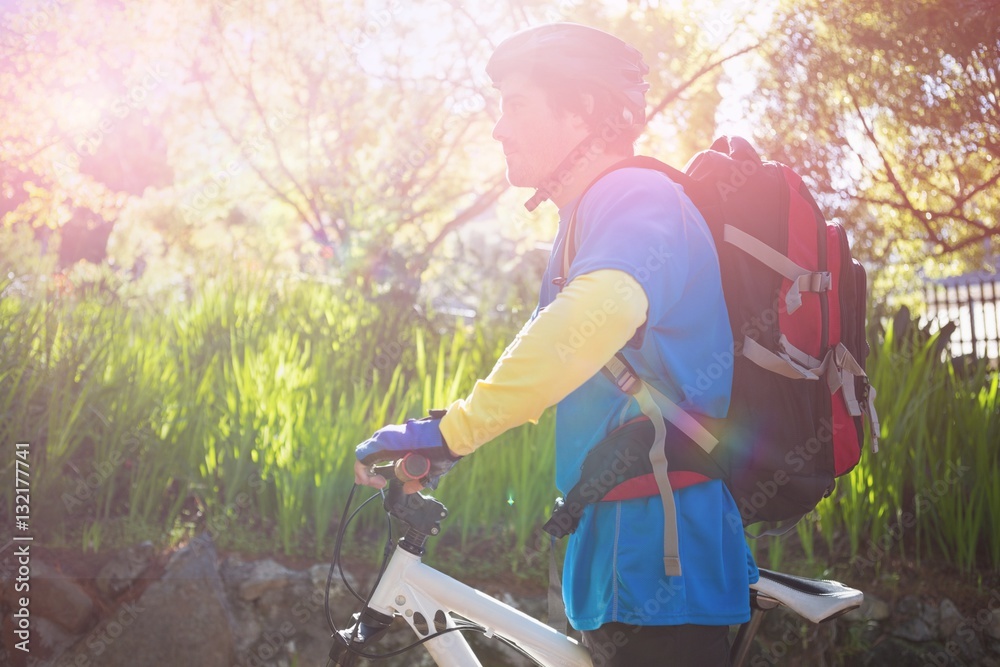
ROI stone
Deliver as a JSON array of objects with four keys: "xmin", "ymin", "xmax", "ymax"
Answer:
[
  {"xmin": 845, "ymin": 593, "xmax": 891, "ymax": 623},
  {"xmin": 949, "ymin": 630, "xmax": 987, "ymax": 665},
  {"xmin": 862, "ymin": 638, "xmax": 961, "ymax": 667},
  {"xmin": 219, "ymin": 556, "xmax": 267, "ymax": 656},
  {"xmin": 28, "ymin": 560, "xmax": 96, "ymax": 634},
  {"xmin": 95, "ymin": 541, "xmax": 154, "ymax": 598},
  {"xmin": 52, "ymin": 533, "xmax": 237, "ymax": 667},
  {"xmin": 310, "ymin": 562, "xmax": 358, "ymax": 593},
  {"xmin": 32, "ymin": 616, "xmax": 78, "ymax": 662},
  {"xmin": 226, "ymin": 593, "xmax": 264, "ymax": 656},
  {"xmin": 219, "ymin": 554, "xmax": 253, "ymax": 592},
  {"xmin": 986, "ymin": 609, "xmax": 1000, "ymax": 642},
  {"xmin": 894, "ymin": 617, "xmax": 936, "ymax": 643},
  {"xmin": 239, "ymin": 559, "xmax": 293, "ymax": 601},
  {"xmin": 892, "ymin": 595, "xmax": 940, "ymax": 643},
  {"xmin": 939, "ymin": 598, "xmax": 964, "ymax": 639}
]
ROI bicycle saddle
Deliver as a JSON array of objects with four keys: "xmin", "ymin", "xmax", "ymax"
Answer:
[{"xmin": 751, "ymin": 568, "xmax": 863, "ymax": 623}]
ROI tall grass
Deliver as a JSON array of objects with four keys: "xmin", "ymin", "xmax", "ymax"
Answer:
[
  {"xmin": 3, "ymin": 273, "xmax": 997, "ymax": 576},
  {"xmin": 1, "ymin": 270, "xmax": 548, "ymax": 560},
  {"xmin": 804, "ymin": 319, "xmax": 1000, "ymax": 575}
]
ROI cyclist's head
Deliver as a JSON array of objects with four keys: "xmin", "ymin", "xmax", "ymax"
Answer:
[{"xmin": 486, "ymin": 23, "xmax": 649, "ymax": 156}]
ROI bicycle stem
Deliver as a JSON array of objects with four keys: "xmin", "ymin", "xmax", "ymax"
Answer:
[{"xmin": 382, "ymin": 478, "xmax": 449, "ymax": 555}]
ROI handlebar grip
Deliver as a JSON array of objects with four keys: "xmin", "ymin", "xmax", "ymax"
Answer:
[{"xmin": 394, "ymin": 453, "xmax": 431, "ymax": 482}]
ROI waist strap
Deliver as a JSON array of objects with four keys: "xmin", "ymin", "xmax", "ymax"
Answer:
[
  {"xmin": 601, "ymin": 471, "xmax": 711, "ymax": 502},
  {"xmin": 541, "ymin": 414, "xmax": 724, "ymax": 550}
]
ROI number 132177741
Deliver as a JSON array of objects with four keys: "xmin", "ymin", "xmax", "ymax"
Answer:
[{"xmin": 15, "ymin": 443, "xmax": 31, "ymax": 534}]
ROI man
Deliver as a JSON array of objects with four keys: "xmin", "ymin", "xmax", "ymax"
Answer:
[{"xmin": 355, "ymin": 23, "xmax": 757, "ymax": 666}]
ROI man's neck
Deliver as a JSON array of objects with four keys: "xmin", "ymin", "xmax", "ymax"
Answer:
[{"xmin": 549, "ymin": 150, "xmax": 633, "ymax": 210}]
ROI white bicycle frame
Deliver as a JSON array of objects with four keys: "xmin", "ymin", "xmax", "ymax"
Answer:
[
  {"xmin": 332, "ymin": 476, "xmax": 862, "ymax": 666},
  {"xmin": 366, "ymin": 545, "xmax": 592, "ymax": 666}
]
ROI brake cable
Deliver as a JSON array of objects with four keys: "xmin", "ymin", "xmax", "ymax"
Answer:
[{"xmin": 324, "ymin": 481, "xmax": 520, "ymax": 662}]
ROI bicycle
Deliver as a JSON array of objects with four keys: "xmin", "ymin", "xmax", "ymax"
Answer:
[{"xmin": 325, "ymin": 456, "xmax": 863, "ymax": 666}]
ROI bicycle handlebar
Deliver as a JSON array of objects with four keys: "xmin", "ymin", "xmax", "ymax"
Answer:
[{"xmin": 394, "ymin": 452, "xmax": 431, "ymax": 483}]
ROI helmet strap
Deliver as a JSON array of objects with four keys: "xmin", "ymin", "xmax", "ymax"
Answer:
[{"xmin": 523, "ymin": 114, "xmax": 638, "ymax": 211}]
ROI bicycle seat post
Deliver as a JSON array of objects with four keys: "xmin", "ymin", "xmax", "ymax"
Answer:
[{"xmin": 730, "ymin": 590, "xmax": 778, "ymax": 667}]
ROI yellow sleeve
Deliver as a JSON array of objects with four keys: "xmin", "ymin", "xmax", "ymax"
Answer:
[{"xmin": 439, "ymin": 269, "xmax": 648, "ymax": 456}]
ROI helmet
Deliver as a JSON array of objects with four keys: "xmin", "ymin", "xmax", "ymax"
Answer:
[{"xmin": 486, "ymin": 23, "xmax": 649, "ymax": 127}]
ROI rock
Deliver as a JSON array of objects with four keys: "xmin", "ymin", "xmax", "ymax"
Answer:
[
  {"xmin": 239, "ymin": 559, "xmax": 293, "ymax": 601},
  {"xmin": 945, "ymin": 628, "xmax": 987, "ymax": 665},
  {"xmin": 987, "ymin": 609, "xmax": 1000, "ymax": 642},
  {"xmin": 95, "ymin": 541, "xmax": 154, "ymax": 598},
  {"xmin": 219, "ymin": 556, "xmax": 267, "ymax": 656},
  {"xmin": 894, "ymin": 616, "xmax": 936, "ymax": 643},
  {"xmin": 936, "ymin": 599, "xmax": 989, "ymax": 666},
  {"xmin": 29, "ymin": 560, "xmax": 96, "ymax": 634},
  {"xmin": 226, "ymin": 592, "xmax": 264, "ymax": 656},
  {"xmin": 861, "ymin": 638, "xmax": 961, "ymax": 667},
  {"xmin": 892, "ymin": 595, "xmax": 940, "ymax": 642},
  {"xmin": 845, "ymin": 593, "xmax": 891, "ymax": 623},
  {"xmin": 219, "ymin": 554, "xmax": 253, "ymax": 588},
  {"xmin": 33, "ymin": 617, "xmax": 79, "ymax": 662},
  {"xmin": 54, "ymin": 533, "xmax": 237, "ymax": 667},
  {"xmin": 939, "ymin": 599, "xmax": 964, "ymax": 639},
  {"xmin": 310, "ymin": 562, "xmax": 358, "ymax": 593},
  {"xmin": 240, "ymin": 565, "xmax": 331, "ymax": 667}
]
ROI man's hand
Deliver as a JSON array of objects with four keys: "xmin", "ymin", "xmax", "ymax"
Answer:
[
  {"xmin": 353, "ymin": 459, "xmax": 425, "ymax": 494},
  {"xmin": 354, "ymin": 414, "xmax": 460, "ymax": 493},
  {"xmin": 353, "ymin": 458, "xmax": 387, "ymax": 490}
]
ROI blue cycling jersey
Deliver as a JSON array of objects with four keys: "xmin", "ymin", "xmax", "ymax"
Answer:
[{"xmin": 537, "ymin": 167, "xmax": 759, "ymax": 630}]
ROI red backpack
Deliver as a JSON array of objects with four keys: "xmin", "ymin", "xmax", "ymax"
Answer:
[{"xmin": 543, "ymin": 136, "xmax": 880, "ymax": 576}]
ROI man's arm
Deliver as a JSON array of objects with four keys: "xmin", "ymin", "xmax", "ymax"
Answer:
[{"xmin": 439, "ymin": 268, "xmax": 648, "ymax": 455}]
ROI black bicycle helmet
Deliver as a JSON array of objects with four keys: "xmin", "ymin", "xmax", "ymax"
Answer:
[
  {"xmin": 486, "ymin": 23, "xmax": 650, "ymax": 127},
  {"xmin": 487, "ymin": 23, "xmax": 650, "ymax": 210}
]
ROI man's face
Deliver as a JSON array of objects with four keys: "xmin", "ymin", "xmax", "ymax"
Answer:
[{"xmin": 492, "ymin": 72, "xmax": 589, "ymax": 189}]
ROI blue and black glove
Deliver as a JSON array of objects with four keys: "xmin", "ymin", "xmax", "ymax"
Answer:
[{"xmin": 355, "ymin": 410, "xmax": 461, "ymax": 489}]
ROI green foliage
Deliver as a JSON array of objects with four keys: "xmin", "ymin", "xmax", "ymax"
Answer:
[
  {"xmin": 797, "ymin": 317, "xmax": 1000, "ymax": 576},
  {"xmin": 3, "ymin": 275, "xmax": 997, "ymax": 575},
  {"xmin": 0, "ymin": 270, "xmax": 545, "ymax": 561}
]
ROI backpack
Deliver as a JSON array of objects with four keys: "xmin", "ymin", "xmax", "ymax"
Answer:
[{"xmin": 543, "ymin": 136, "xmax": 880, "ymax": 576}]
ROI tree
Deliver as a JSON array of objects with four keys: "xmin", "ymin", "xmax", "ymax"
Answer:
[
  {"xmin": 755, "ymin": 0, "xmax": 1000, "ymax": 291},
  {"xmin": 0, "ymin": 0, "xmax": 178, "ymax": 274},
  {"xmin": 1, "ymin": 0, "xmax": 764, "ymax": 306}
]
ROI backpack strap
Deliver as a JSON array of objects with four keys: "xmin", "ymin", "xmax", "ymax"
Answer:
[
  {"xmin": 722, "ymin": 225, "xmax": 832, "ymax": 314},
  {"xmin": 741, "ymin": 336, "xmax": 880, "ymax": 453},
  {"xmin": 604, "ymin": 353, "xmax": 719, "ymax": 577},
  {"xmin": 559, "ymin": 156, "xmax": 691, "ymax": 282}
]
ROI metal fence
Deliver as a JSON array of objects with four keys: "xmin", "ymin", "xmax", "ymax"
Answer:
[{"xmin": 925, "ymin": 277, "xmax": 1000, "ymax": 361}]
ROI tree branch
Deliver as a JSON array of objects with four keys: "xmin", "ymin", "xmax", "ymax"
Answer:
[
  {"xmin": 417, "ymin": 175, "xmax": 509, "ymax": 266},
  {"xmin": 645, "ymin": 42, "xmax": 760, "ymax": 123},
  {"xmin": 849, "ymin": 96, "xmax": 937, "ymax": 238},
  {"xmin": 217, "ymin": 21, "xmax": 329, "ymax": 237}
]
